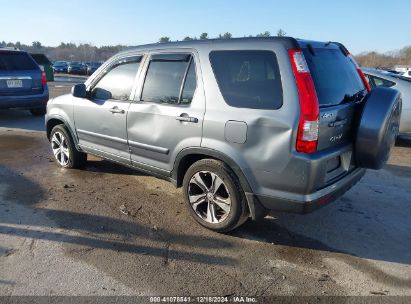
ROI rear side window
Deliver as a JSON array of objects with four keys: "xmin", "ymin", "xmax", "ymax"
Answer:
[
  {"xmin": 209, "ymin": 50, "xmax": 283, "ymax": 110},
  {"xmin": 92, "ymin": 56, "xmax": 141, "ymax": 101},
  {"xmin": 371, "ymin": 76, "xmax": 396, "ymax": 88},
  {"xmin": 0, "ymin": 52, "xmax": 38, "ymax": 71},
  {"xmin": 141, "ymin": 54, "xmax": 196, "ymax": 104},
  {"xmin": 303, "ymin": 47, "xmax": 364, "ymax": 107}
]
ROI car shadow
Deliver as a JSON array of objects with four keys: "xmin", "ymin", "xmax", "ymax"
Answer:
[
  {"xmin": 0, "ymin": 165, "xmax": 235, "ymax": 267},
  {"xmin": 232, "ymin": 212, "xmax": 411, "ymax": 287},
  {"xmin": 84, "ymin": 159, "xmax": 147, "ymax": 176},
  {"xmin": 0, "ymin": 109, "xmax": 45, "ymax": 132}
]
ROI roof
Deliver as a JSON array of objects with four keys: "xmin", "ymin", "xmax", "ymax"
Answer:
[{"xmin": 119, "ymin": 36, "xmax": 298, "ymax": 55}]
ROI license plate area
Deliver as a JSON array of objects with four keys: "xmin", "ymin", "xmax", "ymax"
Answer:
[{"xmin": 6, "ymin": 79, "xmax": 23, "ymax": 88}]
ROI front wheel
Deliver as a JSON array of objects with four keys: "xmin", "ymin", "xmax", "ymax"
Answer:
[
  {"xmin": 182, "ymin": 159, "xmax": 249, "ymax": 232},
  {"xmin": 50, "ymin": 124, "xmax": 86, "ymax": 169}
]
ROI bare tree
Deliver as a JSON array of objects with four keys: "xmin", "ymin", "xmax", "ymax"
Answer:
[
  {"xmin": 276, "ymin": 29, "xmax": 286, "ymax": 37},
  {"xmin": 256, "ymin": 31, "xmax": 271, "ymax": 37}
]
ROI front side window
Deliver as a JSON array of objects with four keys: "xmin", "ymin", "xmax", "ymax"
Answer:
[
  {"xmin": 141, "ymin": 54, "xmax": 197, "ymax": 104},
  {"xmin": 209, "ymin": 50, "xmax": 283, "ymax": 109},
  {"xmin": 92, "ymin": 56, "xmax": 141, "ymax": 101}
]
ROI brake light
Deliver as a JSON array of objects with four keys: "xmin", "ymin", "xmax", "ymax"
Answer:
[
  {"xmin": 41, "ymin": 71, "xmax": 47, "ymax": 86},
  {"xmin": 348, "ymin": 54, "xmax": 371, "ymax": 92},
  {"xmin": 288, "ymin": 49, "xmax": 319, "ymax": 154}
]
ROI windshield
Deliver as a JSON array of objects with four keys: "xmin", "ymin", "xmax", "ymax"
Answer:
[{"xmin": 303, "ymin": 47, "xmax": 365, "ymax": 107}]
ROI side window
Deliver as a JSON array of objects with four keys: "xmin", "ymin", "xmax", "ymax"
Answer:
[
  {"xmin": 181, "ymin": 60, "xmax": 196, "ymax": 104},
  {"xmin": 141, "ymin": 54, "xmax": 197, "ymax": 104},
  {"xmin": 209, "ymin": 50, "xmax": 283, "ymax": 110},
  {"xmin": 92, "ymin": 56, "xmax": 141, "ymax": 101},
  {"xmin": 372, "ymin": 76, "xmax": 396, "ymax": 88}
]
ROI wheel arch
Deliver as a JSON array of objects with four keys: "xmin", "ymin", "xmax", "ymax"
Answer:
[
  {"xmin": 46, "ymin": 115, "xmax": 79, "ymax": 147},
  {"xmin": 172, "ymin": 147, "xmax": 267, "ymax": 220},
  {"xmin": 172, "ymin": 147, "xmax": 252, "ymax": 192}
]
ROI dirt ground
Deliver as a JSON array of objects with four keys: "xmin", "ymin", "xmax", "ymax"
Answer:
[{"xmin": 0, "ymin": 82, "xmax": 410, "ymax": 296}]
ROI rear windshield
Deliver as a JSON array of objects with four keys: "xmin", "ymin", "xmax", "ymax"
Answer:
[
  {"xmin": 303, "ymin": 47, "xmax": 364, "ymax": 107},
  {"xmin": 0, "ymin": 52, "xmax": 38, "ymax": 71},
  {"xmin": 210, "ymin": 50, "xmax": 283, "ymax": 110}
]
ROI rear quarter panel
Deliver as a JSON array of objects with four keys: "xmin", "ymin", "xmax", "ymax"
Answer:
[{"xmin": 198, "ymin": 40, "xmax": 302, "ymax": 196}]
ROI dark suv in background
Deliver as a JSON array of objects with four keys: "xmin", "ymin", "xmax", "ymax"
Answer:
[{"xmin": 0, "ymin": 48, "xmax": 49, "ymax": 116}]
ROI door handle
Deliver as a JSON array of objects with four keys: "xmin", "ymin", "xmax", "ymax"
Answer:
[
  {"xmin": 109, "ymin": 106, "xmax": 125, "ymax": 114},
  {"xmin": 176, "ymin": 114, "xmax": 198, "ymax": 123}
]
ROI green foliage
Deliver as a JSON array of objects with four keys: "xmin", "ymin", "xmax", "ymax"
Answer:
[
  {"xmin": 159, "ymin": 37, "xmax": 171, "ymax": 43},
  {"xmin": 200, "ymin": 33, "xmax": 209, "ymax": 40},
  {"xmin": 219, "ymin": 32, "xmax": 232, "ymax": 39},
  {"xmin": 32, "ymin": 41, "xmax": 42, "ymax": 48}
]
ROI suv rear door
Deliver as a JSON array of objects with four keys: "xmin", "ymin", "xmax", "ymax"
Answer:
[
  {"xmin": 0, "ymin": 51, "xmax": 43, "ymax": 97},
  {"xmin": 300, "ymin": 42, "xmax": 368, "ymax": 151},
  {"xmin": 127, "ymin": 51, "xmax": 205, "ymax": 173}
]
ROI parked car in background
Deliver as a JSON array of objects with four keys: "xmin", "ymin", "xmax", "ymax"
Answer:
[
  {"xmin": 402, "ymin": 70, "xmax": 411, "ymax": 79},
  {"xmin": 31, "ymin": 53, "xmax": 54, "ymax": 81},
  {"xmin": 46, "ymin": 38, "xmax": 401, "ymax": 231},
  {"xmin": 363, "ymin": 68, "xmax": 410, "ymax": 135},
  {"xmin": 53, "ymin": 61, "xmax": 68, "ymax": 73},
  {"xmin": 0, "ymin": 48, "xmax": 49, "ymax": 116},
  {"xmin": 67, "ymin": 62, "xmax": 87, "ymax": 75},
  {"xmin": 86, "ymin": 62, "xmax": 102, "ymax": 75}
]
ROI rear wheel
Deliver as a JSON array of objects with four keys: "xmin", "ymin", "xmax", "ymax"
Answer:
[
  {"xmin": 50, "ymin": 124, "xmax": 86, "ymax": 169},
  {"xmin": 182, "ymin": 159, "xmax": 249, "ymax": 232},
  {"xmin": 30, "ymin": 108, "xmax": 46, "ymax": 116}
]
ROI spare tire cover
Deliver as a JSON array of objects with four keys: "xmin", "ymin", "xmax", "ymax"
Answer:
[{"xmin": 355, "ymin": 87, "xmax": 402, "ymax": 170}]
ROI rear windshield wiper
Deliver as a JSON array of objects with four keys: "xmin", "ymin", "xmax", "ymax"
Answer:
[{"xmin": 341, "ymin": 89, "xmax": 366, "ymax": 104}]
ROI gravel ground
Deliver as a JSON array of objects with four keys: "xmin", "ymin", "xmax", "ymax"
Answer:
[{"xmin": 0, "ymin": 83, "xmax": 410, "ymax": 297}]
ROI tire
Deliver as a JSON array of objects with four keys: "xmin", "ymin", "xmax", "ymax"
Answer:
[
  {"xmin": 182, "ymin": 159, "xmax": 249, "ymax": 232},
  {"xmin": 355, "ymin": 87, "xmax": 402, "ymax": 170},
  {"xmin": 30, "ymin": 108, "xmax": 46, "ymax": 116},
  {"xmin": 50, "ymin": 124, "xmax": 86, "ymax": 169}
]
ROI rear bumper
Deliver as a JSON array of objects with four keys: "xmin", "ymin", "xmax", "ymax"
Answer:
[
  {"xmin": 254, "ymin": 167, "xmax": 365, "ymax": 214},
  {"xmin": 0, "ymin": 86, "xmax": 49, "ymax": 110}
]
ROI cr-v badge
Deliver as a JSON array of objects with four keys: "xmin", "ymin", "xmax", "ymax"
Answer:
[{"xmin": 330, "ymin": 133, "xmax": 343, "ymax": 142}]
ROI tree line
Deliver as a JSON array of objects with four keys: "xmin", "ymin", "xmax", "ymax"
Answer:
[
  {"xmin": 355, "ymin": 46, "xmax": 411, "ymax": 68},
  {"xmin": 2, "ymin": 29, "xmax": 410, "ymax": 68},
  {"xmin": 0, "ymin": 30, "xmax": 287, "ymax": 62}
]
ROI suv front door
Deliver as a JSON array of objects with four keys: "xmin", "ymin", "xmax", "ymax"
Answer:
[
  {"xmin": 127, "ymin": 52, "xmax": 205, "ymax": 173},
  {"xmin": 74, "ymin": 56, "xmax": 142, "ymax": 163}
]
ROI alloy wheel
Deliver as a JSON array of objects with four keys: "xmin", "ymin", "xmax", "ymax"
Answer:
[
  {"xmin": 51, "ymin": 131, "xmax": 70, "ymax": 166},
  {"xmin": 188, "ymin": 171, "xmax": 232, "ymax": 224}
]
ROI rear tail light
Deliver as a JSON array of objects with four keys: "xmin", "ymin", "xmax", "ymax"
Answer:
[
  {"xmin": 288, "ymin": 49, "xmax": 320, "ymax": 154},
  {"xmin": 348, "ymin": 54, "xmax": 371, "ymax": 92},
  {"xmin": 41, "ymin": 71, "xmax": 47, "ymax": 86}
]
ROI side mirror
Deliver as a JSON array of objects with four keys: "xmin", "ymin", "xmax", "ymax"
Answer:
[{"xmin": 71, "ymin": 83, "xmax": 87, "ymax": 98}]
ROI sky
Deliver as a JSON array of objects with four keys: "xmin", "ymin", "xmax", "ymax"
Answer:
[{"xmin": 1, "ymin": 0, "xmax": 410, "ymax": 54}]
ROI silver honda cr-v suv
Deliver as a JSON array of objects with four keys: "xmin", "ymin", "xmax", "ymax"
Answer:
[{"xmin": 46, "ymin": 37, "xmax": 401, "ymax": 232}]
